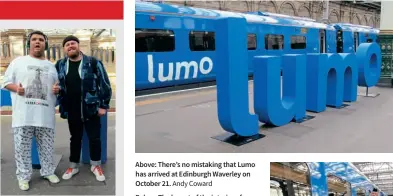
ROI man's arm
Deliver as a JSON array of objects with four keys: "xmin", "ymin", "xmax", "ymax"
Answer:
[
  {"xmin": 2, "ymin": 60, "xmax": 19, "ymax": 93},
  {"xmin": 52, "ymin": 62, "xmax": 61, "ymax": 107},
  {"xmin": 96, "ymin": 60, "xmax": 112, "ymax": 109},
  {"xmin": 4, "ymin": 83, "xmax": 18, "ymax": 92},
  {"xmin": 54, "ymin": 60, "xmax": 65, "ymax": 97}
]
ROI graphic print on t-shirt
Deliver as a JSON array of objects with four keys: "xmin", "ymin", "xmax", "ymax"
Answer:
[{"xmin": 25, "ymin": 65, "xmax": 49, "ymax": 102}]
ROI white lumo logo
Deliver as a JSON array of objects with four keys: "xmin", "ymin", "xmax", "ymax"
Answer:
[{"xmin": 147, "ymin": 54, "xmax": 213, "ymax": 83}]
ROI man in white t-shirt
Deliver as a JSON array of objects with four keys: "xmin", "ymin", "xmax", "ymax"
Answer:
[{"xmin": 2, "ymin": 30, "xmax": 60, "ymax": 191}]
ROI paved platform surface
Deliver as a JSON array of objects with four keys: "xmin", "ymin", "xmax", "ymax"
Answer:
[
  {"xmin": 136, "ymin": 83, "xmax": 393, "ymax": 153},
  {"xmin": 1, "ymin": 113, "xmax": 116, "ymax": 195}
]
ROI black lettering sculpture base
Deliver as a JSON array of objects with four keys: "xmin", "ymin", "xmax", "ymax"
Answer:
[
  {"xmin": 212, "ymin": 132, "xmax": 265, "ymax": 146},
  {"xmin": 327, "ymin": 103, "xmax": 350, "ymax": 109},
  {"xmin": 358, "ymin": 87, "xmax": 380, "ymax": 98},
  {"xmin": 293, "ymin": 115, "xmax": 315, "ymax": 123}
]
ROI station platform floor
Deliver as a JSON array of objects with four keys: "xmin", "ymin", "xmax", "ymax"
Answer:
[
  {"xmin": 1, "ymin": 113, "xmax": 116, "ymax": 195},
  {"xmin": 136, "ymin": 83, "xmax": 393, "ymax": 153}
]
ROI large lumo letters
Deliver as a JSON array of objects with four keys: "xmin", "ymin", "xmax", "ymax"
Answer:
[
  {"xmin": 253, "ymin": 55, "xmax": 306, "ymax": 126},
  {"xmin": 357, "ymin": 42, "xmax": 381, "ymax": 87},
  {"xmin": 305, "ymin": 53, "xmax": 358, "ymax": 113},
  {"xmin": 216, "ymin": 18, "xmax": 381, "ymax": 136},
  {"xmin": 215, "ymin": 17, "xmax": 259, "ymax": 137}
]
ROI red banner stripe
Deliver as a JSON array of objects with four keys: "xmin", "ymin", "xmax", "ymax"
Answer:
[{"xmin": 0, "ymin": 1, "xmax": 123, "ymax": 19}]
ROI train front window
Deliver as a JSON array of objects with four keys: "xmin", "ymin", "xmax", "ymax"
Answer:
[
  {"xmin": 320, "ymin": 29, "xmax": 326, "ymax": 53},
  {"xmin": 291, "ymin": 35, "xmax": 306, "ymax": 49},
  {"xmin": 135, "ymin": 28, "xmax": 175, "ymax": 52},
  {"xmin": 336, "ymin": 30, "xmax": 343, "ymax": 53},
  {"xmin": 354, "ymin": 32, "xmax": 359, "ymax": 52},
  {"xmin": 248, "ymin": 34, "xmax": 257, "ymax": 50},
  {"xmin": 265, "ymin": 34, "xmax": 284, "ymax": 50},
  {"xmin": 189, "ymin": 31, "xmax": 215, "ymax": 51}
]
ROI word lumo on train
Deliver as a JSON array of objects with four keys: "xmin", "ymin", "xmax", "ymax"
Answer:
[{"xmin": 135, "ymin": 1, "xmax": 379, "ymax": 92}]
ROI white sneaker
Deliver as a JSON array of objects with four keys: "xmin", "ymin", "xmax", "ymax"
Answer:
[
  {"xmin": 91, "ymin": 165, "xmax": 105, "ymax": 181},
  {"xmin": 18, "ymin": 180, "xmax": 29, "ymax": 191},
  {"xmin": 44, "ymin": 174, "xmax": 60, "ymax": 184},
  {"xmin": 62, "ymin": 168, "xmax": 79, "ymax": 180}
]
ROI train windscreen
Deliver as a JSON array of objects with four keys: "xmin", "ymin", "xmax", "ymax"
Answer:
[{"xmin": 337, "ymin": 30, "xmax": 343, "ymax": 53}]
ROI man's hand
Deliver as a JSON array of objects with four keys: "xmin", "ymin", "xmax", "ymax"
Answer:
[
  {"xmin": 98, "ymin": 108, "xmax": 106, "ymax": 116},
  {"xmin": 17, "ymin": 83, "xmax": 24, "ymax": 96},
  {"xmin": 52, "ymin": 81, "xmax": 60, "ymax": 95}
]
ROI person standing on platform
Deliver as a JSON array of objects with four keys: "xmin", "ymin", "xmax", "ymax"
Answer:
[
  {"xmin": 2, "ymin": 30, "xmax": 60, "ymax": 191},
  {"xmin": 370, "ymin": 188, "xmax": 379, "ymax": 196},
  {"xmin": 53, "ymin": 35, "xmax": 111, "ymax": 182}
]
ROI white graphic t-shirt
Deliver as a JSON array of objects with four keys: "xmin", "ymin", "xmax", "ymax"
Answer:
[{"xmin": 2, "ymin": 55, "xmax": 58, "ymax": 129}]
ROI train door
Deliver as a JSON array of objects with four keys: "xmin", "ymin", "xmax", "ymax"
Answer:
[
  {"xmin": 319, "ymin": 29, "xmax": 326, "ymax": 53},
  {"xmin": 336, "ymin": 30, "xmax": 343, "ymax": 53},
  {"xmin": 354, "ymin": 32, "xmax": 359, "ymax": 52}
]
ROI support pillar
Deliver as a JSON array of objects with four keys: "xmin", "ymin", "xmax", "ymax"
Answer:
[
  {"xmin": 307, "ymin": 162, "xmax": 328, "ymax": 196},
  {"xmin": 74, "ymin": 29, "xmax": 92, "ymax": 56},
  {"xmin": 7, "ymin": 29, "xmax": 25, "ymax": 58},
  {"xmin": 378, "ymin": 2, "xmax": 393, "ymax": 87}
]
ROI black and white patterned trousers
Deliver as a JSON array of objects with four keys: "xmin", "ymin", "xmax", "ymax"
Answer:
[{"xmin": 13, "ymin": 126, "xmax": 56, "ymax": 181}]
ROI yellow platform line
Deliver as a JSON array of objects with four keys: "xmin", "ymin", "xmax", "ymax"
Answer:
[{"xmin": 136, "ymin": 90, "xmax": 215, "ymax": 106}]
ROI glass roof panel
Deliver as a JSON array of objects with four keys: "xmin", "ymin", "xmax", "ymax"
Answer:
[{"xmin": 352, "ymin": 162, "xmax": 393, "ymax": 195}]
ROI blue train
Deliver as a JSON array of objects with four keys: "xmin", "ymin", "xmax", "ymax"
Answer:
[{"xmin": 135, "ymin": 1, "xmax": 380, "ymax": 91}]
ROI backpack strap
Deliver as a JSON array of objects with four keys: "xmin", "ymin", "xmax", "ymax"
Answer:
[{"xmin": 88, "ymin": 56, "xmax": 98, "ymax": 75}]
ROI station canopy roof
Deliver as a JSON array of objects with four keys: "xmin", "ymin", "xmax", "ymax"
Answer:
[
  {"xmin": 304, "ymin": 162, "xmax": 393, "ymax": 195},
  {"xmin": 352, "ymin": 162, "xmax": 393, "ymax": 195},
  {"xmin": 306, "ymin": 163, "xmax": 376, "ymax": 190}
]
